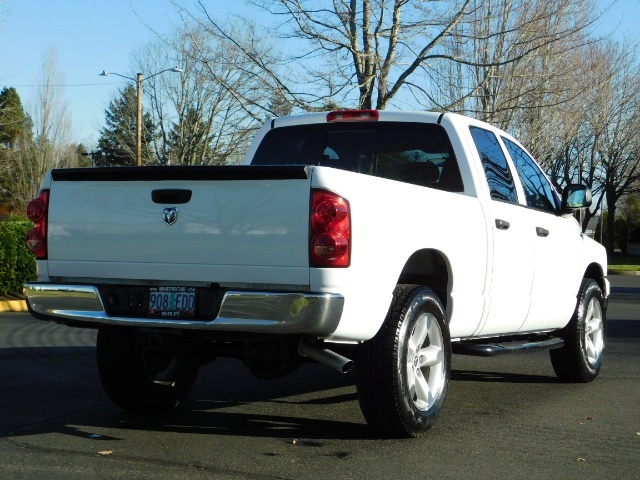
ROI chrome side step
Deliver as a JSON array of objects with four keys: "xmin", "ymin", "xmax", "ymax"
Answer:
[{"xmin": 452, "ymin": 337, "xmax": 564, "ymax": 357}]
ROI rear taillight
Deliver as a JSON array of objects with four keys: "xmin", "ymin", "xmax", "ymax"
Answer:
[
  {"xmin": 326, "ymin": 110, "xmax": 378, "ymax": 122},
  {"xmin": 26, "ymin": 190, "xmax": 49, "ymax": 259},
  {"xmin": 310, "ymin": 189, "xmax": 351, "ymax": 267}
]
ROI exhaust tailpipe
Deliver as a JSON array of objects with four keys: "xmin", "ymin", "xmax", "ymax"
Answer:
[{"xmin": 299, "ymin": 339, "xmax": 353, "ymax": 374}]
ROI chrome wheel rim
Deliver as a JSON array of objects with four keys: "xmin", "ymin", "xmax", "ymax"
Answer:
[
  {"xmin": 406, "ymin": 312, "xmax": 446, "ymax": 411},
  {"xmin": 583, "ymin": 297, "xmax": 604, "ymax": 366}
]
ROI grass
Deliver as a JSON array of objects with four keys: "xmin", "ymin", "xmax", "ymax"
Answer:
[{"xmin": 608, "ymin": 254, "xmax": 640, "ymax": 273}]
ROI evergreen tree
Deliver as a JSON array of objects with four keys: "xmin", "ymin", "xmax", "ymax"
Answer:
[
  {"xmin": 75, "ymin": 144, "xmax": 94, "ymax": 168},
  {"xmin": 0, "ymin": 87, "xmax": 31, "ymax": 148},
  {"xmin": 96, "ymin": 85, "xmax": 155, "ymax": 166},
  {"xmin": 0, "ymin": 87, "xmax": 32, "ymax": 210},
  {"xmin": 167, "ymin": 107, "xmax": 215, "ymax": 165}
]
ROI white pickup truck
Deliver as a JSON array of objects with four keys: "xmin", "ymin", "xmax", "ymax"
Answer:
[{"xmin": 24, "ymin": 110, "xmax": 608, "ymax": 437}]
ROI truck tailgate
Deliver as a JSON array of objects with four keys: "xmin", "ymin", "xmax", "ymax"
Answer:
[{"xmin": 46, "ymin": 166, "xmax": 312, "ymax": 285}]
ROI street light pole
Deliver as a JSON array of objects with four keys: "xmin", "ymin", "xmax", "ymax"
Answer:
[{"xmin": 100, "ymin": 67, "xmax": 183, "ymax": 166}]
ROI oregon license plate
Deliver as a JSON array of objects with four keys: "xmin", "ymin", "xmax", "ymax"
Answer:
[{"xmin": 149, "ymin": 287, "xmax": 196, "ymax": 318}]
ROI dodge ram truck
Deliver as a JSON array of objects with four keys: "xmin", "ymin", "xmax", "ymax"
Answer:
[{"xmin": 24, "ymin": 110, "xmax": 608, "ymax": 437}]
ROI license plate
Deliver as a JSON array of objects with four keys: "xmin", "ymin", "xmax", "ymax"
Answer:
[{"xmin": 149, "ymin": 287, "xmax": 196, "ymax": 318}]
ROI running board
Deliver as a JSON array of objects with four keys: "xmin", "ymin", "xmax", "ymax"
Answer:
[{"xmin": 452, "ymin": 337, "xmax": 564, "ymax": 357}]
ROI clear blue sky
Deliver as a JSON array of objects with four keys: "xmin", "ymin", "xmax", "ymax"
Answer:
[
  {"xmin": 0, "ymin": 0, "xmax": 204, "ymax": 143},
  {"xmin": 0, "ymin": 0, "xmax": 638, "ymax": 146}
]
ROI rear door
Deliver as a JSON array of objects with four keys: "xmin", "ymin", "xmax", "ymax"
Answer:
[{"xmin": 469, "ymin": 127, "xmax": 534, "ymax": 336}]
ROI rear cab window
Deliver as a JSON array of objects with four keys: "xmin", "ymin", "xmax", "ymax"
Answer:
[{"xmin": 252, "ymin": 122, "xmax": 464, "ymax": 192}]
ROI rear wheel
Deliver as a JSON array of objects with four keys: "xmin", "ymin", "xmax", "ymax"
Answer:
[
  {"xmin": 97, "ymin": 326, "xmax": 199, "ymax": 412},
  {"xmin": 550, "ymin": 279, "xmax": 606, "ymax": 382},
  {"xmin": 356, "ymin": 285, "xmax": 451, "ymax": 437}
]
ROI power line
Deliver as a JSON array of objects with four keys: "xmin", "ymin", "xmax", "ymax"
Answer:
[{"xmin": 0, "ymin": 82, "xmax": 126, "ymax": 87}]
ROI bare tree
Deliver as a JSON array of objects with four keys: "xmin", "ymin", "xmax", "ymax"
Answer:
[
  {"xmin": 28, "ymin": 48, "xmax": 75, "ymax": 180},
  {"xmin": 0, "ymin": 49, "xmax": 75, "ymax": 211},
  {"xmin": 135, "ymin": 22, "xmax": 268, "ymax": 164},
  {"xmin": 536, "ymin": 44, "xmax": 613, "ymax": 232},
  {"xmin": 532, "ymin": 41, "xmax": 640, "ymax": 246},
  {"xmin": 173, "ymin": 0, "xmax": 601, "ymax": 115},
  {"xmin": 590, "ymin": 43, "xmax": 640, "ymax": 252},
  {"xmin": 436, "ymin": 0, "xmax": 596, "ymax": 128},
  {"xmin": 179, "ymin": 0, "xmax": 473, "ymax": 111}
]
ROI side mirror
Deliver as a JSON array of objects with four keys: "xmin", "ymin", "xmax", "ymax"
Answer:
[{"xmin": 562, "ymin": 184, "xmax": 592, "ymax": 210}]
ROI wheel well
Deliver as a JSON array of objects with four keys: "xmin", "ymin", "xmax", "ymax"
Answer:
[
  {"xmin": 397, "ymin": 249, "xmax": 449, "ymax": 308},
  {"xmin": 583, "ymin": 262, "xmax": 606, "ymax": 292}
]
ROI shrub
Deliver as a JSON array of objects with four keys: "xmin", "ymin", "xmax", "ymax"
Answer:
[{"xmin": 0, "ymin": 217, "xmax": 37, "ymax": 295}]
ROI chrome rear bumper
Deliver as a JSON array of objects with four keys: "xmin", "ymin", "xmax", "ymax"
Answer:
[{"xmin": 24, "ymin": 283, "xmax": 343, "ymax": 335}]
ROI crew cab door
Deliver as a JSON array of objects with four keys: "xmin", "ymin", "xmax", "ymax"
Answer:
[
  {"xmin": 469, "ymin": 127, "xmax": 534, "ymax": 336},
  {"xmin": 500, "ymin": 138, "xmax": 583, "ymax": 331}
]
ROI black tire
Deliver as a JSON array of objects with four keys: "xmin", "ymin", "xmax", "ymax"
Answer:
[
  {"xmin": 97, "ymin": 326, "xmax": 200, "ymax": 412},
  {"xmin": 356, "ymin": 285, "xmax": 451, "ymax": 438},
  {"xmin": 550, "ymin": 279, "xmax": 606, "ymax": 383}
]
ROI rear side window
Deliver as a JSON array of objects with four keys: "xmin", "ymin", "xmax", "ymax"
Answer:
[
  {"xmin": 252, "ymin": 122, "xmax": 464, "ymax": 192},
  {"xmin": 470, "ymin": 126, "xmax": 518, "ymax": 203}
]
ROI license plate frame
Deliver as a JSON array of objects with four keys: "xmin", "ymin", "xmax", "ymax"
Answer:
[{"xmin": 148, "ymin": 286, "xmax": 197, "ymax": 318}]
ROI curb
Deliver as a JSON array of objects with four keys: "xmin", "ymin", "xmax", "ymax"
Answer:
[
  {"xmin": 0, "ymin": 300, "xmax": 28, "ymax": 312},
  {"xmin": 0, "ymin": 294, "xmax": 28, "ymax": 313},
  {"xmin": 608, "ymin": 270, "xmax": 640, "ymax": 276}
]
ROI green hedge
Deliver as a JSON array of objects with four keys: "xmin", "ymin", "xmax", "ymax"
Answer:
[{"xmin": 0, "ymin": 218, "xmax": 37, "ymax": 295}]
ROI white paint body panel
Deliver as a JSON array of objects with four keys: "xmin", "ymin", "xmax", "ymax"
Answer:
[
  {"xmin": 307, "ymin": 167, "xmax": 488, "ymax": 341},
  {"xmin": 36, "ymin": 111, "xmax": 608, "ymax": 342},
  {"xmin": 46, "ymin": 178, "xmax": 311, "ymax": 284}
]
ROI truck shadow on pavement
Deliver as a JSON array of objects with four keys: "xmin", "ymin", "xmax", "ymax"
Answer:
[
  {"xmin": 3, "ymin": 313, "xmax": 636, "ymax": 445},
  {"xmin": 606, "ymin": 319, "xmax": 640, "ymax": 338},
  {"xmin": 0, "ymin": 350, "xmax": 581, "ymax": 443},
  {"xmin": 450, "ymin": 369, "xmax": 559, "ymax": 384}
]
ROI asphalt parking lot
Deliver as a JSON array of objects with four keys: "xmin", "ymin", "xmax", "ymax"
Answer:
[{"xmin": 0, "ymin": 276, "xmax": 638, "ymax": 479}]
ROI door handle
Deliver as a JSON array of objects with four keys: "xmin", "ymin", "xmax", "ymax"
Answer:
[
  {"xmin": 495, "ymin": 219, "xmax": 510, "ymax": 230},
  {"xmin": 536, "ymin": 227, "xmax": 550, "ymax": 237}
]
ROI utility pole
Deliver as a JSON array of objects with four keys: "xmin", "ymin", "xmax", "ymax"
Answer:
[
  {"xmin": 100, "ymin": 67, "xmax": 183, "ymax": 166},
  {"xmin": 136, "ymin": 73, "xmax": 143, "ymax": 166}
]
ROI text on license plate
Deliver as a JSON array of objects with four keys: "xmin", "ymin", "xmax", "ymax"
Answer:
[{"xmin": 149, "ymin": 287, "xmax": 196, "ymax": 317}]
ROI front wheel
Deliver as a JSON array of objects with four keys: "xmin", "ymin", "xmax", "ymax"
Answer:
[
  {"xmin": 97, "ymin": 326, "xmax": 200, "ymax": 412},
  {"xmin": 356, "ymin": 285, "xmax": 451, "ymax": 438},
  {"xmin": 550, "ymin": 279, "xmax": 606, "ymax": 382}
]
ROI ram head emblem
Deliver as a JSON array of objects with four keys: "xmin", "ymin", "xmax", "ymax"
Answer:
[{"xmin": 162, "ymin": 207, "xmax": 178, "ymax": 225}]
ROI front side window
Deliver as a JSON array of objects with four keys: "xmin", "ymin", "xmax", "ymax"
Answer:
[
  {"xmin": 252, "ymin": 122, "xmax": 464, "ymax": 192},
  {"xmin": 470, "ymin": 127, "xmax": 518, "ymax": 203},
  {"xmin": 502, "ymin": 137, "xmax": 559, "ymax": 213}
]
